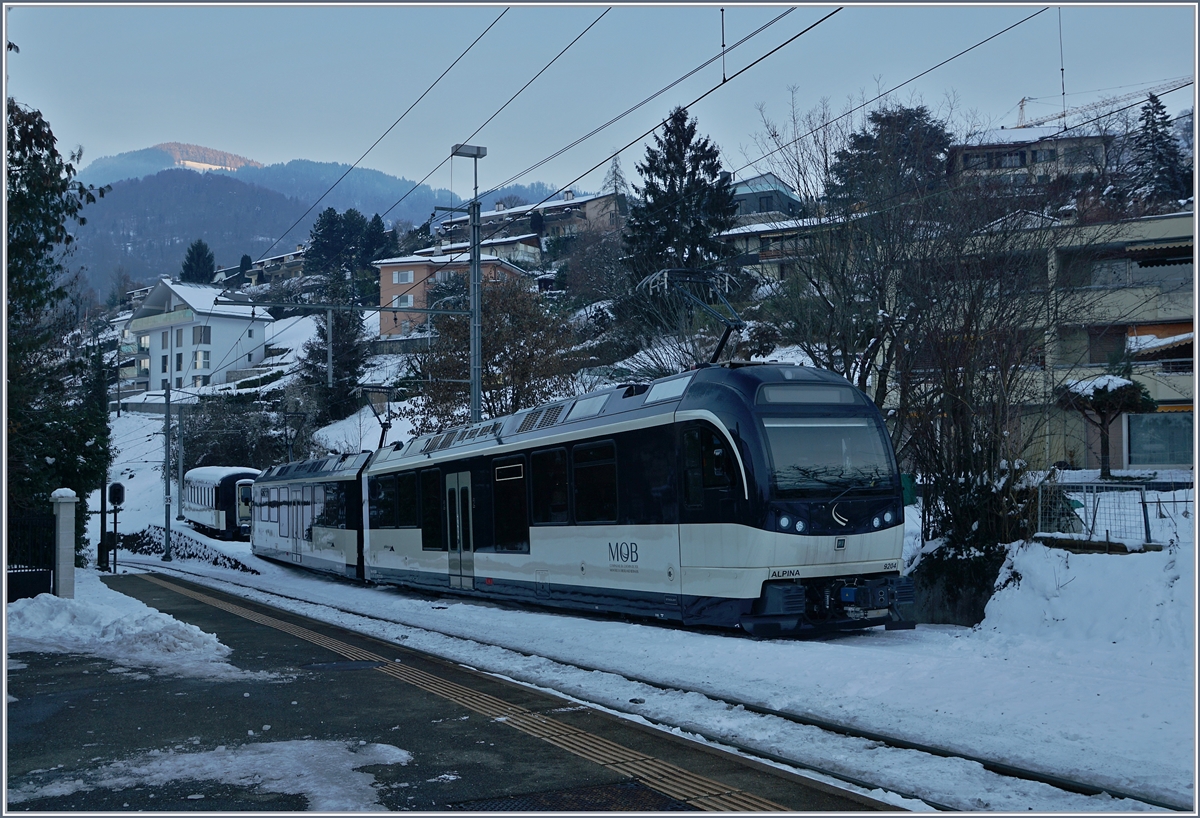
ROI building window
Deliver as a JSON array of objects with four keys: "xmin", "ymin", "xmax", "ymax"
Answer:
[
  {"xmin": 1032, "ymin": 148, "xmax": 1057, "ymax": 163},
  {"xmin": 1128, "ymin": 413, "xmax": 1193, "ymax": 466},
  {"xmin": 248, "ymin": 328, "xmax": 254, "ymax": 339},
  {"xmin": 247, "ymin": 353, "xmax": 252, "ymax": 364},
  {"xmin": 391, "ymin": 294, "xmax": 414, "ymax": 308},
  {"xmin": 175, "ymin": 377, "xmax": 182, "ymax": 388},
  {"xmin": 176, "ymin": 328, "xmax": 184, "ymax": 347},
  {"xmin": 1088, "ymin": 325, "xmax": 1128, "ymax": 365},
  {"xmin": 161, "ymin": 379, "xmax": 168, "ymax": 390},
  {"xmin": 192, "ymin": 325, "xmax": 211, "ymax": 345},
  {"xmin": 962, "ymin": 152, "xmax": 988, "ymax": 170},
  {"xmin": 997, "ymin": 151, "xmax": 1025, "ymax": 168},
  {"xmin": 161, "ymin": 355, "xmax": 168, "ymax": 373},
  {"xmin": 161, "ymin": 331, "xmax": 169, "ymax": 347},
  {"xmin": 138, "ymin": 335, "xmax": 150, "ymax": 351},
  {"xmin": 760, "ymin": 236, "xmax": 773, "ymax": 252},
  {"xmin": 759, "ymin": 195, "xmax": 772, "ymax": 213},
  {"xmin": 192, "ymin": 375, "xmax": 210, "ymax": 387},
  {"xmin": 175, "ymin": 352, "xmax": 183, "ymax": 372},
  {"xmin": 392, "ymin": 270, "xmax": 414, "ymax": 284},
  {"xmin": 193, "ymin": 350, "xmax": 210, "ymax": 370}
]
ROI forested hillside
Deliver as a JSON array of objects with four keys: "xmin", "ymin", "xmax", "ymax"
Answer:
[{"xmin": 69, "ymin": 169, "xmax": 318, "ymax": 295}]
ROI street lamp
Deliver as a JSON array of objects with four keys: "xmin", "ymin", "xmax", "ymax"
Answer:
[{"xmin": 451, "ymin": 143, "xmax": 486, "ymax": 424}]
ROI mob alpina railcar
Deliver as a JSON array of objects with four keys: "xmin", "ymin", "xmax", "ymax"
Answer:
[{"xmin": 250, "ymin": 363, "xmax": 914, "ymax": 636}]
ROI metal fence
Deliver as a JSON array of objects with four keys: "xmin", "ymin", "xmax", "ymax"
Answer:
[
  {"xmin": 1036, "ymin": 483, "xmax": 1154, "ymax": 546},
  {"xmin": 6, "ymin": 514, "xmax": 55, "ymax": 601}
]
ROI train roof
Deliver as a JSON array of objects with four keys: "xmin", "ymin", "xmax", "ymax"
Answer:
[
  {"xmin": 368, "ymin": 363, "xmax": 859, "ymax": 474},
  {"xmin": 255, "ymin": 451, "xmax": 372, "ymax": 485},
  {"xmin": 184, "ymin": 466, "xmax": 261, "ymax": 484}
]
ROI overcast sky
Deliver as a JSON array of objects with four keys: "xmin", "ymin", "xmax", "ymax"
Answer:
[{"xmin": 4, "ymin": 4, "xmax": 1195, "ymax": 200}]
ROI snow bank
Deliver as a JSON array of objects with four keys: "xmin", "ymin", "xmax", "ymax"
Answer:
[
  {"xmin": 7, "ymin": 740, "xmax": 412, "ymax": 810},
  {"xmin": 6, "ymin": 570, "xmax": 270, "ymax": 681},
  {"xmin": 984, "ymin": 539, "xmax": 1193, "ymax": 648}
]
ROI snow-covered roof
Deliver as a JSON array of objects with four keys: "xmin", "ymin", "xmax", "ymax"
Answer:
[
  {"xmin": 129, "ymin": 279, "xmax": 268, "ymax": 322},
  {"xmin": 956, "ymin": 126, "xmax": 1102, "ymax": 147},
  {"xmin": 719, "ymin": 217, "xmax": 828, "ymax": 237},
  {"xmin": 184, "ymin": 466, "xmax": 261, "ymax": 484},
  {"xmin": 372, "ymin": 252, "xmax": 508, "ymax": 267},
  {"xmin": 414, "ymin": 234, "xmax": 538, "ymax": 255},
  {"xmin": 439, "ymin": 192, "xmax": 608, "ymax": 225}
]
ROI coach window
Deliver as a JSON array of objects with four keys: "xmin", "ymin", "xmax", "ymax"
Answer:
[
  {"xmin": 269, "ymin": 487, "xmax": 280, "ymax": 523},
  {"xmin": 396, "ymin": 472, "xmax": 418, "ymax": 527},
  {"xmin": 316, "ymin": 484, "xmax": 346, "ymax": 529},
  {"xmin": 573, "ymin": 441, "xmax": 617, "ymax": 524},
  {"xmin": 420, "ymin": 469, "xmax": 445, "ymax": 550},
  {"xmin": 493, "ymin": 456, "xmax": 529, "ymax": 553},
  {"xmin": 531, "ymin": 448, "xmax": 569, "ymax": 524},
  {"xmin": 369, "ymin": 475, "xmax": 399, "ymax": 529}
]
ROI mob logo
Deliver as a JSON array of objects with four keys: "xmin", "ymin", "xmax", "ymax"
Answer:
[{"xmin": 608, "ymin": 542, "xmax": 638, "ymax": 563}]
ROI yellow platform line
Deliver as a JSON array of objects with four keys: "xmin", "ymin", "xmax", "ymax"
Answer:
[{"xmin": 137, "ymin": 574, "xmax": 788, "ymax": 811}]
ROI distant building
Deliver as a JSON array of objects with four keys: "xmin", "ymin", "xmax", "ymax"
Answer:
[
  {"xmin": 373, "ymin": 253, "xmax": 528, "ymax": 337},
  {"xmin": 121, "ymin": 279, "xmax": 272, "ymax": 396},
  {"xmin": 215, "ymin": 245, "xmax": 309, "ymax": 288},
  {"xmin": 730, "ymin": 172, "xmax": 808, "ymax": 220},
  {"xmin": 947, "ymin": 127, "xmax": 1109, "ymax": 186},
  {"xmin": 435, "ymin": 191, "xmax": 625, "ymax": 252}
]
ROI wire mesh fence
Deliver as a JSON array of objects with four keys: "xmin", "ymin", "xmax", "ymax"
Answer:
[{"xmin": 1035, "ymin": 483, "xmax": 1193, "ymax": 548}]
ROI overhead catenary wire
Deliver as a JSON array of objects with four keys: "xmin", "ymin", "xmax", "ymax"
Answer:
[{"xmin": 256, "ymin": 8, "xmax": 510, "ymax": 262}]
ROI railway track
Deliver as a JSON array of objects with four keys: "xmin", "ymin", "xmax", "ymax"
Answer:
[{"xmin": 116, "ymin": 555, "xmax": 1190, "ymax": 812}]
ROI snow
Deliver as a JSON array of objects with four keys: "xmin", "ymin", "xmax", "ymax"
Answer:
[
  {"xmin": 12, "ymin": 408, "xmax": 1195, "ymax": 811},
  {"xmin": 6, "ymin": 571, "xmax": 272, "ymax": 682},
  {"xmin": 1064, "ymin": 374, "xmax": 1134, "ymax": 396},
  {"xmin": 1128, "ymin": 331, "xmax": 1193, "ymax": 354},
  {"xmin": 313, "ymin": 403, "xmax": 413, "ymax": 453},
  {"xmin": 6, "ymin": 740, "xmax": 412, "ymax": 810}
]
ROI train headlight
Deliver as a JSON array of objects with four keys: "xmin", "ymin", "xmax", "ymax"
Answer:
[
  {"xmin": 794, "ymin": 519, "xmax": 805, "ymax": 533},
  {"xmin": 884, "ymin": 510, "xmax": 895, "ymax": 524},
  {"xmin": 778, "ymin": 515, "xmax": 792, "ymax": 531},
  {"xmin": 872, "ymin": 516, "xmax": 881, "ymax": 528}
]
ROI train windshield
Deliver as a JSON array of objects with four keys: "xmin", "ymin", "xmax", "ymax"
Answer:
[{"xmin": 762, "ymin": 417, "xmax": 895, "ymax": 496}]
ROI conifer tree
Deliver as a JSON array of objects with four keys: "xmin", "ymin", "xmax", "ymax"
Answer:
[
  {"xmin": 179, "ymin": 238, "xmax": 216, "ymax": 283},
  {"xmin": 1133, "ymin": 93, "xmax": 1191, "ymax": 209},
  {"xmin": 623, "ymin": 107, "xmax": 737, "ymax": 279}
]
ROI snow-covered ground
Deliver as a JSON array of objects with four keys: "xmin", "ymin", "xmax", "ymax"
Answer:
[{"xmin": 8, "ymin": 409, "xmax": 1197, "ymax": 811}]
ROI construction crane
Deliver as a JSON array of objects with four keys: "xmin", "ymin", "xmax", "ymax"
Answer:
[{"xmin": 1013, "ymin": 76, "xmax": 1192, "ymax": 128}]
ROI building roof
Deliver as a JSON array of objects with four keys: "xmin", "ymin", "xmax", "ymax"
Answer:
[
  {"xmin": 438, "ymin": 192, "xmax": 610, "ymax": 226},
  {"xmin": 129, "ymin": 279, "xmax": 268, "ymax": 322},
  {"xmin": 414, "ymin": 234, "xmax": 539, "ymax": 255}
]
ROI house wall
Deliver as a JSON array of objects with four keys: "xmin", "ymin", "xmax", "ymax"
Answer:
[{"xmin": 133, "ymin": 311, "xmax": 269, "ymax": 389}]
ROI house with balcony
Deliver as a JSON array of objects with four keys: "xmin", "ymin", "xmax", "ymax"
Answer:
[
  {"xmin": 1046, "ymin": 209, "xmax": 1193, "ymax": 471},
  {"xmin": 435, "ymin": 190, "xmax": 625, "ymax": 254},
  {"xmin": 947, "ymin": 127, "xmax": 1109, "ymax": 186},
  {"xmin": 120, "ymin": 279, "xmax": 273, "ymax": 400},
  {"xmin": 730, "ymin": 172, "xmax": 809, "ymax": 220},
  {"xmin": 373, "ymin": 252, "xmax": 528, "ymax": 337},
  {"xmin": 413, "ymin": 233, "xmax": 541, "ymax": 269}
]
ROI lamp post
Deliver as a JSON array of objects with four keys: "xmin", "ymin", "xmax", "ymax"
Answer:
[{"xmin": 451, "ymin": 143, "xmax": 486, "ymax": 424}]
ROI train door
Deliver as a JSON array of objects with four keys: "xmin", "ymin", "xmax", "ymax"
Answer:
[
  {"xmin": 445, "ymin": 471, "xmax": 474, "ymax": 589},
  {"xmin": 235, "ymin": 479, "xmax": 254, "ymax": 537},
  {"xmin": 291, "ymin": 487, "xmax": 304, "ymax": 560}
]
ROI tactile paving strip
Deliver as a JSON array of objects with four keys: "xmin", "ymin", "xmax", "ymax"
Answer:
[{"xmin": 138, "ymin": 573, "xmax": 787, "ymax": 811}]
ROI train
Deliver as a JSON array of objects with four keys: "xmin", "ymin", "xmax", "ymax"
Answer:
[
  {"xmin": 181, "ymin": 466, "xmax": 261, "ymax": 540},
  {"xmin": 250, "ymin": 363, "xmax": 914, "ymax": 636}
]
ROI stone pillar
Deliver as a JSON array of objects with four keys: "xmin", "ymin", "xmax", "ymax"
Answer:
[{"xmin": 51, "ymin": 488, "xmax": 78, "ymax": 599}]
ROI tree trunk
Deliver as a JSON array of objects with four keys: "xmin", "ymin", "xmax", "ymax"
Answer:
[{"xmin": 1098, "ymin": 410, "xmax": 1114, "ymax": 479}]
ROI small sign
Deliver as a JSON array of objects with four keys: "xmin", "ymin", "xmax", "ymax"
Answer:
[{"xmin": 108, "ymin": 482, "xmax": 125, "ymax": 506}]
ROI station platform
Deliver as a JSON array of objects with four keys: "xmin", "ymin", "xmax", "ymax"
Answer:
[{"xmin": 6, "ymin": 573, "xmax": 891, "ymax": 811}]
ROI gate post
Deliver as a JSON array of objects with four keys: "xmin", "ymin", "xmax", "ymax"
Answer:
[{"xmin": 51, "ymin": 488, "xmax": 78, "ymax": 599}]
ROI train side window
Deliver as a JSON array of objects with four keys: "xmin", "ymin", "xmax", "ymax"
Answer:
[
  {"xmin": 313, "ymin": 486, "xmax": 325, "ymax": 524},
  {"xmin": 420, "ymin": 469, "xmax": 445, "ymax": 550},
  {"xmin": 684, "ymin": 427, "xmax": 734, "ymax": 508},
  {"xmin": 368, "ymin": 475, "xmax": 399, "ymax": 529},
  {"xmin": 573, "ymin": 441, "xmax": 617, "ymax": 524},
  {"xmin": 269, "ymin": 487, "xmax": 279, "ymax": 523},
  {"xmin": 397, "ymin": 472, "xmax": 418, "ymax": 527},
  {"xmin": 316, "ymin": 484, "xmax": 346, "ymax": 529},
  {"xmin": 531, "ymin": 448, "xmax": 569, "ymax": 524},
  {"xmin": 493, "ymin": 456, "xmax": 529, "ymax": 553},
  {"xmin": 259, "ymin": 488, "xmax": 269, "ymax": 522}
]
